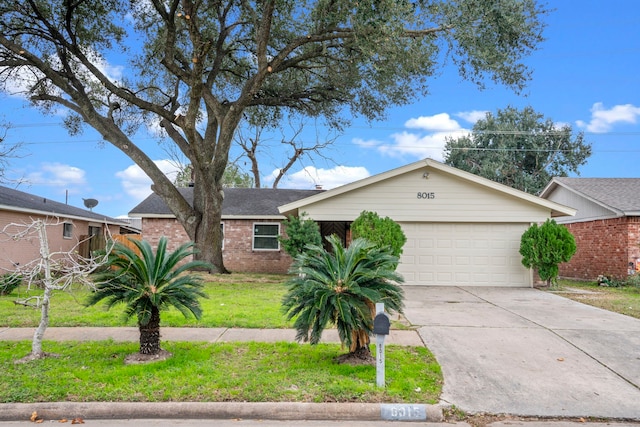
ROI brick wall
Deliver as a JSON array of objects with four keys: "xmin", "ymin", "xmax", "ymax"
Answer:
[
  {"xmin": 142, "ymin": 218, "xmax": 294, "ymax": 274},
  {"xmin": 559, "ymin": 217, "xmax": 640, "ymax": 280},
  {"xmin": 222, "ymin": 219, "xmax": 293, "ymax": 274}
]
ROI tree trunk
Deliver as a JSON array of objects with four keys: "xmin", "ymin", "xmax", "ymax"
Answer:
[
  {"xmin": 190, "ymin": 177, "xmax": 229, "ymax": 274},
  {"xmin": 139, "ymin": 307, "xmax": 161, "ymax": 355},
  {"xmin": 336, "ymin": 334, "xmax": 374, "ymax": 365},
  {"xmin": 350, "ymin": 328, "xmax": 371, "ymax": 354},
  {"xmin": 30, "ymin": 285, "xmax": 51, "ymax": 358},
  {"xmin": 31, "ymin": 220, "xmax": 52, "ymax": 358}
]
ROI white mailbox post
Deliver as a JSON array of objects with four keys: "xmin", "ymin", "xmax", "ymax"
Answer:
[{"xmin": 373, "ymin": 302, "xmax": 390, "ymax": 388}]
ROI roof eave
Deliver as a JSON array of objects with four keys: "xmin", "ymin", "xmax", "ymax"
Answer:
[
  {"xmin": 539, "ymin": 178, "xmax": 624, "ymax": 216},
  {"xmin": 422, "ymin": 161, "xmax": 577, "ymax": 217},
  {"xmin": 131, "ymin": 213, "xmax": 287, "ymax": 220},
  {"xmin": 0, "ymin": 204, "xmax": 125, "ymax": 225},
  {"xmin": 222, "ymin": 215, "xmax": 285, "ymax": 220},
  {"xmin": 279, "ymin": 158, "xmax": 576, "ymax": 217}
]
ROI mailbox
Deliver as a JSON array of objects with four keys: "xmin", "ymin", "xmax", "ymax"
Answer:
[{"xmin": 373, "ymin": 312, "xmax": 390, "ymax": 335}]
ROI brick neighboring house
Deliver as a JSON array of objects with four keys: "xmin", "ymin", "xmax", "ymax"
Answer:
[
  {"xmin": 0, "ymin": 185, "xmax": 134, "ymax": 272},
  {"xmin": 129, "ymin": 187, "xmax": 323, "ymax": 274},
  {"xmin": 540, "ymin": 178, "xmax": 640, "ymax": 280}
]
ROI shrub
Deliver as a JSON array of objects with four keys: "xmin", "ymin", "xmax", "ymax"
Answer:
[
  {"xmin": 278, "ymin": 213, "xmax": 322, "ymax": 258},
  {"xmin": 625, "ymin": 273, "xmax": 640, "ymax": 288},
  {"xmin": 0, "ymin": 273, "xmax": 22, "ymax": 296},
  {"xmin": 519, "ymin": 219, "xmax": 576, "ymax": 287},
  {"xmin": 350, "ymin": 210, "xmax": 407, "ymax": 258}
]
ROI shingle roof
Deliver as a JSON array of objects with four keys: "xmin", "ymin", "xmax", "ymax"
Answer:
[
  {"xmin": 129, "ymin": 187, "xmax": 324, "ymax": 217},
  {"xmin": 551, "ymin": 177, "xmax": 640, "ymax": 213},
  {"xmin": 0, "ymin": 185, "xmax": 124, "ymax": 224}
]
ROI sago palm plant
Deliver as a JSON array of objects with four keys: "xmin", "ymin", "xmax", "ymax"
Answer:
[
  {"xmin": 282, "ymin": 235, "xmax": 404, "ymax": 362},
  {"xmin": 87, "ymin": 237, "xmax": 209, "ymax": 356}
]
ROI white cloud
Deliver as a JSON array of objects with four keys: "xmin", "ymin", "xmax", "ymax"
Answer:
[
  {"xmin": 576, "ymin": 102, "xmax": 640, "ymax": 133},
  {"xmin": 377, "ymin": 131, "xmax": 459, "ymax": 161},
  {"xmin": 353, "ymin": 137, "xmax": 384, "ymax": 148},
  {"xmin": 25, "ymin": 162, "xmax": 87, "ymax": 190},
  {"xmin": 405, "ymin": 113, "xmax": 461, "ymax": 131},
  {"xmin": 357, "ymin": 112, "xmax": 470, "ymax": 161},
  {"xmin": 90, "ymin": 54, "xmax": 124, "ymax": 83},
  {"xmin": 456, "ymin": 110, "xmax": 488, "ymax": 123},
  {"xmin": 115, "ymin": 160, "xmax": 182, "ymax": 202},
  {"xmin": 266, "ymin": 165, "xmax": 370, "ymax": 190}
]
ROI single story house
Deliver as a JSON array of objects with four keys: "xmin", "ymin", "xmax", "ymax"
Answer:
[
  {"xmin": 279, "ymin": 159, "xmax": 575, "ymax": 287},
  {"xmin": 0, "ymin": 185, "xmax": 133, "ymax": 272},
  {"xmin": 129, "ymin": 187, "xmax": 323, "ymax": 274},
  {"xmin": 132, "ymin": 159, "xmax": 575, "ymax": 286},
  {"xmin": 540, "ymin": 177, "xmax": 640, "ymax": 280}
]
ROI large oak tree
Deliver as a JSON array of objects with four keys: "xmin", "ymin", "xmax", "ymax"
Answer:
[{"xmin": 0, "ymin": 0, "xmax": 548, "ymax": 272}]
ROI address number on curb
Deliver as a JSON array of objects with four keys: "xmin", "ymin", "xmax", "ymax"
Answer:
[{"xmin": 380, "ymin": 404, "xmax": 426, "ymax": 421}]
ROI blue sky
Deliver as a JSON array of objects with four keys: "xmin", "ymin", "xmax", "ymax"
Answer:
[{"xmin": 2, "ymin": 1, "xmax": 639, "ymax": 218}]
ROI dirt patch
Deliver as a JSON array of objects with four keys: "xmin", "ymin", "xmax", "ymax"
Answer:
[
  {"xmin": 443, "ymin": 409, "xmax": 625, "ymax": 427},
  {"xmin": 333, "ymin": 347, "xmax": 376, "ymax": 366},
  {"xmin": 14, "ymin": 352, "xmax": 60, "ymax": 364},
  {"xmin": 124, "ymin": 349, "xmax": 172, "ymax": 365}
]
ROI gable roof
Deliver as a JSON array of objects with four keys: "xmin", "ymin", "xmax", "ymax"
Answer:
[
  {"xmin": 0, "ymin": 185, "xmax": 125, "ymax": 225},
  {"xmin": 540, "ymin": 177, "xmax": 640, "ymax": 216},
  {"xmin": 129, "ymin": 187, "xmax": 324, "ymax": 218},
  {"xmin": 279, "ymin": 158, "xmax": 576, "ymax": 218}
]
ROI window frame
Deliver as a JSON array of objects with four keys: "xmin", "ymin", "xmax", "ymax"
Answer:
[
  {"xmin": 252, "ymin": 222, "xmax": 280, "ymax": 251},
  {"xmin": 62, "ymin": 222, "xmax": 73, "ymax": 239}
]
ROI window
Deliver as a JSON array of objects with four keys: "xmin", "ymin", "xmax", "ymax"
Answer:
[
  {"xmin": 253, "ymin": 223, "xmax": 279, "ymax": 250},
  {"xmin": 220, "ymin": 223, "xmax": 224, "ymax": 250},
  {"xmin": 63, "ymin": 222, "xmax": 73, "ymax": 239}
]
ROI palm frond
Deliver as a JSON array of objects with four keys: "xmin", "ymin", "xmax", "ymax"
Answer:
[{"xmin": 282, "ymin": 235, "xmax": 405, "ymax": 352}]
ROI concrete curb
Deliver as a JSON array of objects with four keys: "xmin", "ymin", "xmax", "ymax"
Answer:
[{"xmin": 0, "ymin": 402, "xmax": 444, "ymax": 422}]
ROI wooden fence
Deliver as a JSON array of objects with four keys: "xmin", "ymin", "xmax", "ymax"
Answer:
[{"xmin": 78, "ymin": 234, "xmax": 142, "ymax": 258}]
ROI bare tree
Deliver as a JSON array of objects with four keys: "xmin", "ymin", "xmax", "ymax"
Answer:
[
  {"xmin": 0, "ymin": 121, "xmax": 23, "ymax": 183},
  {"xmin": 236, "ymin": 117, "xmax": 338, "ymax": 188},
  {"xmin": 1, "ymin": 219, "xmax": 113, "ymax": 363}
]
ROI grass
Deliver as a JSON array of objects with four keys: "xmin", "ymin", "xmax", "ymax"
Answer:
[
  {"xmin": 1, "ymin": 272, "xmax": 438, "ymax": 404},
  {"xmin": 0, "ymin": 273, "xmax": 291, "ymax": 328},
  {"xmin": 0, "ymin": 341, "xmax": 442, "ymax": 404},
  {"xmin": 553, "ymin": 279, "xmax": 640, "ymax": 319}
]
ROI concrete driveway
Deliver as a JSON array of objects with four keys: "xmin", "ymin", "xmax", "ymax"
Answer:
[{"xmin": 402, "ymin": 286, "xmax": 640, "ymax": 420}]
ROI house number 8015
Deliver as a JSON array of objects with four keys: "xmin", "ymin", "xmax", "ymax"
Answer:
[{"xmin": 417, "ymin": 192, "xmax": 435, "ymax": 199}]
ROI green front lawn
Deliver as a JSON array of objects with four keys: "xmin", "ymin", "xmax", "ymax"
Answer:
[
  {"xmin": 0, "ymin": 341, "xmax": 442, "ymax": 404},
  {"xmin": 1, "ymin": 273, "xmax": 290, "ymax": 328},
  {"xmin": 554, "ymin": 279, "xmax": 640, "ymax": 320},
  {"xmin": 1, "ymin": 273, "xmax": 442, "ymax": 404}
]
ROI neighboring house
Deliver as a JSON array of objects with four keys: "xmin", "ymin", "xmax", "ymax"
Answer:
[
  {"xmin": 540, "ymin": 178, "xmax": 640, "ymax": 280},
  {"xmin": 129, "ymin": 188, "xmax": 324, "ymax": 274},
  {"xmin": 0, "ymin": 185, "xmax": 133, "ymax": 272},
  {"xmin": 133, "ymin": 159, "xmax": 575, "ymax": 286},
  {"xmin": 280, "ymin": 159, "xmax": 575, "ymax": 287}
]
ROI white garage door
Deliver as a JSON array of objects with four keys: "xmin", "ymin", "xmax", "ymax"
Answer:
[{"xmin": 398, "ymin": 223, "xmax": 531, "ymax": 287}]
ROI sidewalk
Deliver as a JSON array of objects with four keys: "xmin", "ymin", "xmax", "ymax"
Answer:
[{"xmin": 0, "ymin": 326, "xmax": 424, "ymax": 346}]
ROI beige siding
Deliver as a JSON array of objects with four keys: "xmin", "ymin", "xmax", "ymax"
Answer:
[
  {"xmin": 544, "ymin": 186, "xmax": 616, "ymax": 223},
  {"xmin": 302, "ymin": 168, "xmax": 551, "ymax": 223}
]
